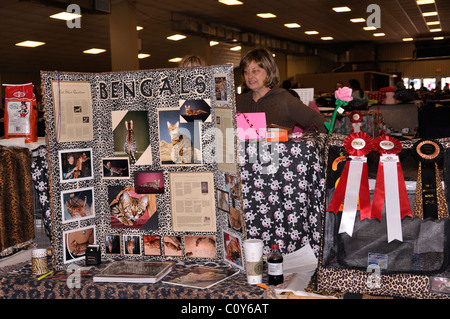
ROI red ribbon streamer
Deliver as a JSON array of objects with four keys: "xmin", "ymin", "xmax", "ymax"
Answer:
[
  {"xmin": 371, "ymin": 136, "xmax": 412, "ymax": 220},
  {"xmin": 326, "ymin": 132, "xmax": 372, "ymax": 219}
]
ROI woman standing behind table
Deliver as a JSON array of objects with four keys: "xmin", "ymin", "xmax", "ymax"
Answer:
[
  {"xmin": 348, "ymin": 79, "xmax": 369, "ymax": 109},
  {"xmin": 236, "ymin": 47, "xmax": 327, "ymax": 133}
]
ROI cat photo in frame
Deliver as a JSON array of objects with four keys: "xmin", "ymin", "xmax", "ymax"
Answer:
[
  {"xmin": 105, "ymin": 234, "xmax": 121, "ymax": 255},
  {"xmin": 123, "ymin": 235, "xmax": 141, "ymax": 255},
  {"xmin": 179, "ymin": 99, "xmax": 211, "ymax": 123},
  {"xmin": 112, "ymin": 110, "xmax": 152, "ymax": 165},
  {"xmin": 143, "ymin": 235, "xmax": 161, "ymax": 256},
  {"xmin": 102, "ymin": 157, "xmax": 130, "ymax": 179},
  {"xmin": 216, "ymin": 189, "xmax": 230, "ymax": 213},
  {"xmin": 185, "ymin": 235, "xmax": 217, "ymax": 258},
  {"xmin": 158, "ymin": 108, "xmax": 202, "ymax": 165},
  {"xmin": 61, "ymin": 187, "xmax": 95, "ymax": 224},
  {"xmin": 163, "ymin": 236, "xmax": 183, "ymax": 257},
  {"xmin": 214, "ymin": 74, "xmax": 228, "ymax": 104},
  {"xmin": 228, "ymin": 204, "xmax": 243, "ymax": 232},
  {"xmin": 223, "ymin": 230, "xmax": 244, "ymax": 270},
  {"xmin": 63, "ymin": 225, "xmax": 96, "ymax": 264},
  {"xmin": 134, "ymin": 171, "xmax": 164, "ymax": 194},
  {"xmin": 59, "ymin": 148, "xmax": 93, "ymax": 183},
  {"xmin": 108, "ymin": 186, "xmax": 157, "ymax": 229}
]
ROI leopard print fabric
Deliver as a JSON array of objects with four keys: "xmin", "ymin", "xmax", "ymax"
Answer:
[
  {"xmin": 316, "ymin": 266, "xmax": 450, "ymax": 299},
  {"xmin": 0, "ymin": 147, "xmax": 35, "ymax": 252},
  {"xmin": 413, "ymin": 162, "xmax": 449, "ymax": 219}
]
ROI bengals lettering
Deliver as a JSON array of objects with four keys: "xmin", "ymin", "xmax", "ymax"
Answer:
[{"xmin": 99, "ymin": 75, "xmax": 206, "ymax": 100}]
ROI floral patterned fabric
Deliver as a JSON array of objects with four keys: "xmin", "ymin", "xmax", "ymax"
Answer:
[
  {"xmin": 239, "ymin": 135, "xmax": 327, "ymax": 257},
  {"xmin": 30, "ymin": 145, "xmax": 52, "ymax": 240}
]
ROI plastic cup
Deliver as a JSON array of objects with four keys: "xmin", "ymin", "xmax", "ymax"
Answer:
[{"xmin": 243, "ymin": 239, "xmax": 264, "ymax": 285}]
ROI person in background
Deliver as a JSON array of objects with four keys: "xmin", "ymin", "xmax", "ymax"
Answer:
[
  {"xmin": 348, "ymin": 79, "xmax": 369, "ymax": 110},
  {"xmin": 179, "ymin": 55, "xmax": 204, "ymax": 68},
  {"xmin": 394, "ymin": 80, "xmax": 417, "ymax": 102},
  {"xmin": 236, "ymin": 47, "xmax": 327, "ymax": 133},
  {"xmin": 335, "ymin": 81, "xmax": 344, "ymax": 90}
]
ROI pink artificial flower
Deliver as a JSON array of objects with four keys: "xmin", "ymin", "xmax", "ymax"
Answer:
[{"xmin": 335, "ymin": 86, "xmax": 353, "ymax": 102}]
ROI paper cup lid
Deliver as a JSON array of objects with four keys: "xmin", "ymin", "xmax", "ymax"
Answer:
[{"xmin": 243, "ymin": 239, "xmax": 263, "ymax": 247}]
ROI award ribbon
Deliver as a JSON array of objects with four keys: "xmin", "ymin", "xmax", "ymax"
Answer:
[
  {"xmin": 326, "ymin": 132, "xmax": 373, "ymax": 236},
  {"xmin": 412, "ymin": 139, "xmax": 448, "ymax": 219},
  {"xmin": 372, "ymin": 136, "xmax": 412, "ymax": 242},
  {"xmin": 350, "ymin": 110, "xmax": 363, "ymax": 133}
]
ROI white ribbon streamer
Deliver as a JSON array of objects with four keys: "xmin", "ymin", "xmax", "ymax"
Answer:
[
  {"xmin": 339, "ymin": 156, "xmax": 365, "ymax": 236},
  {"xmin": 382, "ymin": 155, "xmax": 403, "ymax": 242},
  {"xmin": 352, "ymin": 123, "xmax": 361, "ymax": 133}
]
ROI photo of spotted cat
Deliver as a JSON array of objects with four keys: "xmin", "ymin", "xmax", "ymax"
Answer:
[
  {"xmin": 110, "ymin": 189, "xmax": 149, "ymax": 227},
  {"xmin": 102, "ymin": 158, "xmax": 130, "ymax": 179},
  {"xmin": 135, "ymin": 171, "xmax": 165, "ymax": 194},
  {"xmin": 158, "ymin": 109, "xmax": 202, "ymax": 165},
  {"xmin": 61, "ymin": 187, "xmax": 95, "ymax": 223},
  {"xmin": 167, "ymin": 120, "xmax": 195, "ymax": 164}
]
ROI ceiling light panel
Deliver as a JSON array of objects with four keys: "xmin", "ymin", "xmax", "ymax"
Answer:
[
  {"xmin": 50, "ymin": 12, "xmax": 82, "ymax": 20},
  {"xmin": 218, "ymin": 0, "xmax": 243, "ymax": 5},
  {"xmin": 83, "ymin": 48, "xmax": 106, "ymax": 54},
  {"xmin": 332, "ymin": 7, "xmax": 351, "ymax": 12},
  {"xmin": 15, "ymin": 40, "xmax": 45, "ymax": 47},
  {"xmin": 417, "ymin": 0, "xmax": 435, "ymax": 4},
  {"xmin": 350, "ymin": 18, "xmax": 366, "ymax": 23},
  {"xmin": 284, "ymin": 23, "xmax": 301, "ymax": 28},
  {"xmin": 256, "ymin": 13, "xmax": 277, "ymax": 18},
  {"xmin": 305, "ymin": 31, "xmax": 319, "ymax": 35},
  {"xmin": 167, "ymin": 34, "xmax": 186, "ymax": 41}
]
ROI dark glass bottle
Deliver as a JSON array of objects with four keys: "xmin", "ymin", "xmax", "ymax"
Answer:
[{"xmin": 268, "ymin": 244, "xmax": 283, "ymax": 285}]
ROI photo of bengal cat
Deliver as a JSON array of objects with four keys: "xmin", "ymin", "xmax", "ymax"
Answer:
[{"xmin": 108, "ymin": 186, "xmax": 157, "ymax": 229}]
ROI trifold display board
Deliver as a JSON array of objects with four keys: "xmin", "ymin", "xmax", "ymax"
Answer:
[{"xmin": 41, "ymin": 65, "xmax": 244, "ymax": 271}]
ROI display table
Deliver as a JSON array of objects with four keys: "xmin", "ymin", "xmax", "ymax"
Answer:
[
  {"xmin": 0, "ymin": 258, "xmax": 266, "ymax": 299},
  {"xmin": 239, "ymin": 135, "xmax": 327, "ymax": 257}
]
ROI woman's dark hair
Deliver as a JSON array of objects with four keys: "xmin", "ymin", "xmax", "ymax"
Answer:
[{"xmin": 349, "ymin": 79, "xmax": 364, "ymax": 98}]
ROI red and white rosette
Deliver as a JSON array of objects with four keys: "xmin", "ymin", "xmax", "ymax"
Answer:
[
  {"xmin": 350, "ymin": 110, "xmax": 363, "ymax": 133},
  {"xmin": 372, "ymin": 136, "xmax": 412, "ymax": 242},
  {"xmin": 326, "ymin": 132, "xmax": 372, "ymax": 237}
]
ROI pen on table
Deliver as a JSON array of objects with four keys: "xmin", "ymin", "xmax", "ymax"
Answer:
[
  {"xmin": 257, "ymin": 283, "xmax": 268, "ymax": 289},
  {"xmin": 38, "ymin": 270, "xmax": 53, "ymax": 280}
]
